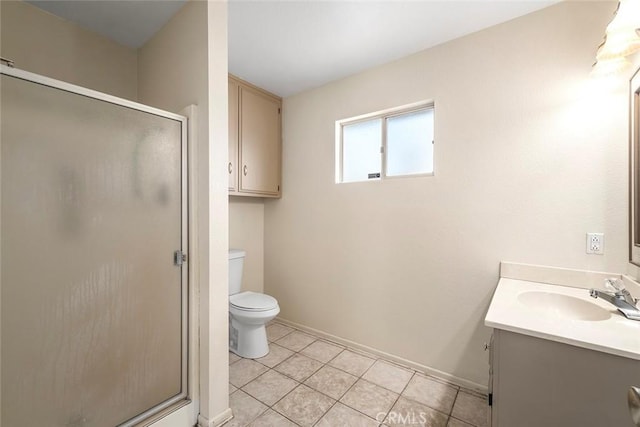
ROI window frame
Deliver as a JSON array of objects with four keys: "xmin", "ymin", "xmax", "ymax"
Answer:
[{"xmin": 335, "ymin": 101, "xmax": 435, "ymax": 184}]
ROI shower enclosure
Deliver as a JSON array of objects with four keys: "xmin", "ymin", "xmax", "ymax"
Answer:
[{"xmin": 1, "ymin": 66, "xmax": 189, "ymax": 426}]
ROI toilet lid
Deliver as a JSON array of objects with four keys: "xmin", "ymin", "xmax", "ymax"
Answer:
[{"xmin": 230, "ymin": 291, "xmax": 278, "ymax": 311}]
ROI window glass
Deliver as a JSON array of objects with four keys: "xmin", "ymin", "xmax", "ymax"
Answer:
[
  {"xmin": 386, "ymin": 109, "xmax": 433, "ymax": 176},
  {"xmin": 337, "ymin": 103, "xmax": 434, "ymax": 183},
  {"xmin": 342, "ymin": 118, "xmax": 382, "ymax": 183}
]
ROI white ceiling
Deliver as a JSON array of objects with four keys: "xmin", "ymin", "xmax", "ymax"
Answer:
[
  {"xmin": 26, "ymin": 0, "xmax": 188, "ymax": 49},
  {"xmin": 229, "ymin": 1, "xmax": 558, "ymax": 97},
  {"xmin": 26, "ymin": 0, "xmax": 558, "ymax": 98}
]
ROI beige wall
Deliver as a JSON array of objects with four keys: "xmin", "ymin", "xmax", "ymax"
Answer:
[
  {"xmin": 206, "ymin": 2, "xmax": 231, "ymax": 424},
  {"xmin": 230, "ymin": 198, "xmax": 264, "ymax": 293},
  {"xmin": 0, "ymin": 0, "xmax": 137, "ymax": 100},
  {"xmin": 138, "ymin": 1, "xmax": 230, "ymax": 424},
  {"xmin": 264, "ymin": 1, "xmax": 630, "ymax": 388}
]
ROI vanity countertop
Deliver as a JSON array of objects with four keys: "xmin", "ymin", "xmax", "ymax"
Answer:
[{"xmin": 485, "ymin": 277, "xmax": 640, "ymax": 360}]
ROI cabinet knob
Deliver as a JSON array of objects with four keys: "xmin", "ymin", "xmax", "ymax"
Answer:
[
  {"xmin": 228, "ymin": 162, "xmax": 233, "ymax": 174},
  {"xmin": 243, "ymin": 165, "xmax": 248, "ymax": 176}
]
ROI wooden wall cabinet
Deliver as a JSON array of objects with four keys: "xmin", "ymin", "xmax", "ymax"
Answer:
[{"xmin": 228, "ymin": 75, "xmax": 282, "ymax": 198}]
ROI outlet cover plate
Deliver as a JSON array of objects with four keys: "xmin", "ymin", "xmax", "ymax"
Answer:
[{"xmin": 586, "ymin": 233, "xmax": 604, "ymax": 255}]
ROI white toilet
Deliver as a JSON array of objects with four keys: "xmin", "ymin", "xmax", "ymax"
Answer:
[{"xmin": 228, "ymin": 249, "xmax": 280, "ymax": 358}]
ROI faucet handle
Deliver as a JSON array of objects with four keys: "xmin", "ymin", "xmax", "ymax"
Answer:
[
  {"xmin": 606, "ymin": 277, "xmax": 639, "ymax": 306},
  {"xmin": 605, "ymin": 277, "xmax": 626, "ymax": 293}
]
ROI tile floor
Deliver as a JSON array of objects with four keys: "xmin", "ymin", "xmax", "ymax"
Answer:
[{"xmin": 227, "ymin": 321, "xmax": 488, "ymax": 427}]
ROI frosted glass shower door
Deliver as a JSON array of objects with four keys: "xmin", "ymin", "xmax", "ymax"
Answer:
[{"xmin": 1, "ymin": 70, "xmax": 188, "ymax": 427}]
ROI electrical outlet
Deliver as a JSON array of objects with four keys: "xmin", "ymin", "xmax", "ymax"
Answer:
[{"xmin": 586, "ymin": 233, "xmax": 604, "ymax": 255}]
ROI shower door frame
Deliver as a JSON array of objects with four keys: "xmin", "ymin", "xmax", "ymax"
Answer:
[{"xmin": 0, "ymin": 64, "xmax": 192, "ymax": 427}]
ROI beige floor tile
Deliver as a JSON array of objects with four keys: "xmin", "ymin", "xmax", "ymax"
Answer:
[
  {"xmin": 304, "ymin": 365, "xmax": 358, "ymax": 400},
  {"xmin": 447, "ymin": 418, "xmax": 474, "ymax": 427},
  {"xmin": 316, "ymin": 402, "xmax": 380, "ymax": 427},
  {"xmin": 227, "ymin": 390, "xmax": 268, "ymax": 427},
  {"xmin": 340, "ymin": 379, "xmax": 398, "ymax": 420},
  {"xmin": 402, "ymin": 374, "xmax": 458, "ymax": 414},
  {"xmin": 229, "ymin": 351, "xmax": 242, "ymax": 365},
  {"xmin": 362, "ymin": 360, "xmax": 414, "ymax": 393},
  {"xmin": 255, "ymin": 343, "xmax": 294, "ymax": 368},
  {"xmin": 273, "ymin": 384, "xmax": 335, "ymax": 427},
  {"xmin": 248, "ymin": 409, "xmax": 298, "ymax": 427},
  {"xmin": 329, "ymin": 349, "xmax": 376, "ymax": 377},
  {"xmin": 275, "ymin": 331, "xmax": 317, "ymax": 352},
  {"xmin": 274, "ymin": 353, "xmax": 323, "ymax": 382},
  {"xmin": 242, "ymin": 369, "xmax": 298, "ymax": 406},
  {"xmin": 229, "ymin": 383, "xmax": 237, "ymax": 395},
  {"xmin": 267, "ymin": 323, "xmax": 295, "ymax": 342},
  {"xmin": 230, "ymin": 359, "xmax": 269, "ymax": 387},
  {"xmin": 385, "ymin": 397, "xmax": 448, "ymax": 427},
  {"xmin": 300, "ymin": 340, "xmax": 344, "ymax": 363},
  {"xmin": 451, "ymin": 391, "xmax": 487, "ymax": 427}
]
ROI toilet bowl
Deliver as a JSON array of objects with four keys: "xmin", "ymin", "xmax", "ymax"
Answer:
[{"xmin": 229, "ymin": 249, "xmax": 280, "ymax": 358}]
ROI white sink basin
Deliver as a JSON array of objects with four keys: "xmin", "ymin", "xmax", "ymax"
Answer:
[{"xmin": 518, "ymin": 291, "xmax": 611, "ymax": 321}]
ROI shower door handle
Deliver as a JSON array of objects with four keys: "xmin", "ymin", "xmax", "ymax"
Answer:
[
  {"xmin": 630, "ymin": 386, "xmax": 640, "ymax": 426},
  {"xmin": 174, "ymin": 250, "xmax": 187, "ymax": 267}
]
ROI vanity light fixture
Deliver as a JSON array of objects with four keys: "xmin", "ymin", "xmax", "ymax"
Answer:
[{"xmin": 592, "ymin": 0, "xmax": 640, "ymax": 77}]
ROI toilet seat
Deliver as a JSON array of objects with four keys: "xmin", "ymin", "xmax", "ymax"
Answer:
[{"xmin": 230, "ymin": 291, "xmax": 278, "ymax": 312}]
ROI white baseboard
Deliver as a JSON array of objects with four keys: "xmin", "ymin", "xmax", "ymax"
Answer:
[
  {"xmin": 197, "ymin": 408, "xmax": 233, "ymax": 427},
  {"xmin": 276, "ymin": 317, "xmax": 488, "ymax": 394}
]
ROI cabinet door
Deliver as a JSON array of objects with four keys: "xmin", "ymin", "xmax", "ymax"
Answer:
[
  {"xmin": 239, "ymin": 86, "xmax": 281, "ymax": 195},
  {"xmin": 493, "ymin": 329, "xmax": 640, "ymax": 427},
  {"xmin": 228, "ymin": 79, "xmax": 239, "ymax": 192}
]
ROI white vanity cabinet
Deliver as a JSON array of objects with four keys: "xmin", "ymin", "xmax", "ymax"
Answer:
[{"xmin": 490, "ymin": 329, "xmax": 640, "ymax": 427}]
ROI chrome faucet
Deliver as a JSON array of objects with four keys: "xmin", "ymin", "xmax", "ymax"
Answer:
[{"xmin": 590, "ymin": 278, "xmax": 640, "ymax": 321}]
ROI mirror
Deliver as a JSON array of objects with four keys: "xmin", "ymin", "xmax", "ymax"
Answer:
[{"xmin": 631, "ymin": 67, "xmax": 640, "ymax": 265}]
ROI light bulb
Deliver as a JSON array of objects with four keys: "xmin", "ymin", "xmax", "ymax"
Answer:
[
  {"xmin": 591, "ymin": 56, "xmax": 631, "ymax": 77},
  {"xmin": 597, "ymin": 27, "xmax": 640, "ymax": 60}
]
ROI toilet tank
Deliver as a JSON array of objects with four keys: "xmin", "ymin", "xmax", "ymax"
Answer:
[{"xmin": 228, "ymin": 249, "xmax": 246, "ymax": 295}]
